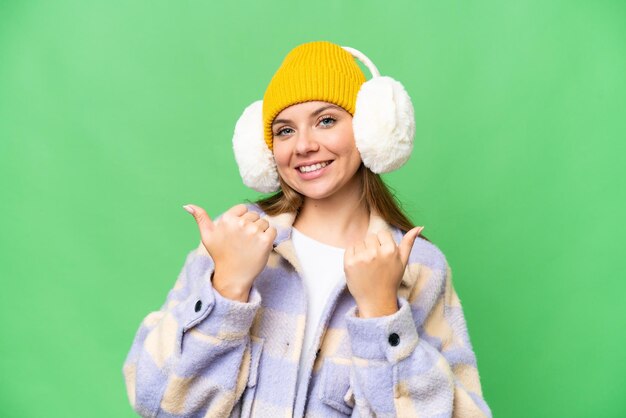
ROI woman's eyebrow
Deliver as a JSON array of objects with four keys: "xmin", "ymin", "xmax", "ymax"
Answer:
[{"xmin": 272, "ymin": 105, "xmax": 342, "ymax": 127}]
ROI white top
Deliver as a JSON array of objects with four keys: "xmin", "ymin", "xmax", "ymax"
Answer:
[{"xmin": 291, "ymin": 227, "xmax": 345, "ymax": 390}]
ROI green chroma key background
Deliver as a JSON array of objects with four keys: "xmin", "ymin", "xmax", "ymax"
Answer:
[{"xmin": 1, "ymin": 0, "xmax": 624, "ymax": 416}]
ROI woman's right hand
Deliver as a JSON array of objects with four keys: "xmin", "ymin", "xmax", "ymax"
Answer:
[{"xmin": 183, "ymin": 203, "xmax": 277, "ymax": 302}]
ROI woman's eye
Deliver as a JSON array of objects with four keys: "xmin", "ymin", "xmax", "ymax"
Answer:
[
  {"xmin": 276, "ymin": 127, "xmax": 294, "ymax": 137},
  {"xmin": 319, "ymin": 116, "xmax": 336, "ymax": 127}
]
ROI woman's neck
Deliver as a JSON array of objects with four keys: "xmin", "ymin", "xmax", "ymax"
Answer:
[{"xmin": 292, "ymin": 179, "xmax": 370, "ymax": 249}]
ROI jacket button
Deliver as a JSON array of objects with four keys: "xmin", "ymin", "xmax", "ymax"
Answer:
[
  {"xmin": 194, "ymin": 300, "xmax": 202, "ymax": 312},
  {"xmin": 388, "ymin": 333, "xmax": 400, "ymax": 347}
]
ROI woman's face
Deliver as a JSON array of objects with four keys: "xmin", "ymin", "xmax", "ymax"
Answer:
[{"xmin": 271, "ymin": 101, "xmax": 363, "ymax": 201}]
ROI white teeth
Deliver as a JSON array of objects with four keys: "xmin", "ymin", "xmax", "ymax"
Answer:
[{"xmin": 298, "ymin": 161, "xmax": 330, "ymax": 173}]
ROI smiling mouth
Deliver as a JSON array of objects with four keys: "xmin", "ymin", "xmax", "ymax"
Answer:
[{"xmin": 297, "ymin": 160, "xmax": 333, "ymax": 173}]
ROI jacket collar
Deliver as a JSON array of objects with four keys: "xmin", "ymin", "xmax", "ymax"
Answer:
[{"xmin": 262, "ymin": 208, "xmax": 419, "ymax": 291}]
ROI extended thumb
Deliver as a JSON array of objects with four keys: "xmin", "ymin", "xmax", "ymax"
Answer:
[
  {"xmin": 399, "ymin": 226, "xmax": 424, "ymax": 265},
  {"xmin": 183, "ymin": 204, "xmax": 214, "ymax": 239}
]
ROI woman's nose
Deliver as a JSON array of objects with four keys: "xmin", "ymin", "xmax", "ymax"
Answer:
[{"xmin": 294, "ymin": 129, "xmax": 319, "ymax": 155}]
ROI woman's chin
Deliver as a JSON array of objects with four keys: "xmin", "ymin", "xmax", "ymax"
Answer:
[
  {"xmin": 284, "ymin": 172, "xmax": 361, "ymax": 202},
  {"xmin": 296, "ymin": 181, "xmax": 354, "ymax": 201}
]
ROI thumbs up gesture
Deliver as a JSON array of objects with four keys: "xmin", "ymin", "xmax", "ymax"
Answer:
[
  {"xmin": 344, "ymin": 227, "xmax": 424, "ymax": 318},
  {"xmin": 183, "ymin": 204, "xmax": 277, "ymax": 302}
]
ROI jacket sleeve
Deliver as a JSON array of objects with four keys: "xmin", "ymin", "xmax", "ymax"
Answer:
[
  {"xmin": 344, "ymin": 259, "xmax": 492, "ymax": 418},
  {"xmin": 122, "ymin": 244, "xmax": 262, "ymax": 418}
]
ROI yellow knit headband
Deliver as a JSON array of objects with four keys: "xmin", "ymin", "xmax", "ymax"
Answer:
[{"xmin": 262, "ymin": 41, "xmax": 367, "ymax": 150}]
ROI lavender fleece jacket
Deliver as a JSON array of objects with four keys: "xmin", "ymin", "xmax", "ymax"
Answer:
[{"xmin": 122, "ymin": 203, "xmax": 492, "ymax": 417}]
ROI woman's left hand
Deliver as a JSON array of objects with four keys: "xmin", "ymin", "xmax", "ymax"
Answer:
[{"xmin": 344, "ymin": 226, "xmax": 424, "ymax": 318}]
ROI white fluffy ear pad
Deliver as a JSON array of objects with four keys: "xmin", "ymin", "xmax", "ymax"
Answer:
[
  {"xmin": 232, "ymin": 100, "xmax": 280, "ymax": 193},
  {"xmin": 352, "ymin": 76, "xmax": 416, "ymax": 173}
]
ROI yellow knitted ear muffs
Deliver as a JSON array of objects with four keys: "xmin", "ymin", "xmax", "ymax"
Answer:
[{"xmin": 232, "ymin": 41, "xmax": 415, "ymax": 193}]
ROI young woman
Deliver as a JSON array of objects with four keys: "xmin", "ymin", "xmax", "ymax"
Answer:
[{"xmin": 123, "ymin": 41, "xmax": 492, "ymax": 418}]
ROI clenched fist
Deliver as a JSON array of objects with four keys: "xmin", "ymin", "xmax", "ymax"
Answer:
[
  {"xmin": 183, "ymin": 203, "xmax": 277, "ymax": 302},
  {"xmin": 344, "ymin": 226, "xmax": 424, "ymax": 318}
]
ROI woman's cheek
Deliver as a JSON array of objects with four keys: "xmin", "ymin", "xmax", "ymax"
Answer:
[{"xmin": 273, "ymin": 144, "xmax": 289, "ymax": 168}]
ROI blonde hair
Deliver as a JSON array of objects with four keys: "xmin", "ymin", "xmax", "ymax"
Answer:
[{"xmin": 254, "ymin": 164, "xmax": 430, "ymax": 242}]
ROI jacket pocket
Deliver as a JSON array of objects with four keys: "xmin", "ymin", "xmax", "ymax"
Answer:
[
  {"xmin": 239, "ymin": 336, "xmax": 264, "ymax": 418},
  {"xmin": 317, "ymin": 357, "xmax": 354, "ymax": 415}
]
